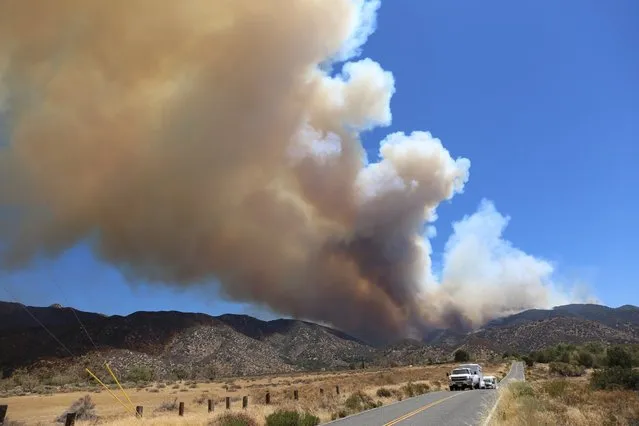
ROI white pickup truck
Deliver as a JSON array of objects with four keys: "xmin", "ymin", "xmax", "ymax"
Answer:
[{"xmin": 448, "ymin": 363, "xmax": 485, "ymax": 391}]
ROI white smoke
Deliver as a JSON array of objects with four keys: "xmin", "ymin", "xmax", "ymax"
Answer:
[{"xmin": 424, "ymin": 199, "xmax": 594, "ymax": 328}]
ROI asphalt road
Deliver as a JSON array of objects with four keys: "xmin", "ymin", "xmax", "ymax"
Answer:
[{"xmin": 326, "ymin": 361, "xmax": 525, "ymax": 426}]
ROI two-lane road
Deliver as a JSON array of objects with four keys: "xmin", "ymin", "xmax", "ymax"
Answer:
[{"xmin": 327, "ymin": 361, "xmax": 525, "ymax": 426}]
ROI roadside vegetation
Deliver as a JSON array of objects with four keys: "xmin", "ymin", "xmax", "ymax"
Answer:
[
  {"xmin": 2, "ymin": 362, "xmax": 507, "ymax": 424},
  {"xmin": 487, "ymin": 344, "xmax": 639, "ymax": 425}
]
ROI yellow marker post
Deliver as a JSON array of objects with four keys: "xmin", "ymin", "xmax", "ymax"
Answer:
[
  {"xmin": 85, "ymin": 368, "xmax": 136, "ymax": 416},
  {"xmin": 104, "ymin": 362, "xmax": 136, "ymax": 414}
]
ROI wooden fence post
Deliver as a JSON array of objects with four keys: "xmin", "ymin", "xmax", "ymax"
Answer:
[
  {"xmin": 0, "ymin": 405, "xmax": 7, "ymax": 424},
  {"xmin": 208, "ymin": 399, "xmax": 214, "ymax": 413},
  {"xmin": 225, "ymin": 397, "xmax": 230, "ymax": 410},
  {"xmin": 265, "ymin": 391, "xmax": 271, "ymax": 405},
  {"xmin": 65, "ymin": 412, "xmax": 76, "ymax": 426},
  {"xmin": 242, "ymin": 396, "xmax": 248, "ymax": 409},
  {"xmin": 293, "ymin": 390, "xmax": 299, "ymax": 400},
  {"xmin": 136, "ymin": 406, "xmax": 143, "ymax": 417},
  {"xmin": 178, "ymin": 402, "xmax": 184, "ymax": 416},
  {"xmin": 335, "ymin": 385, "xmax": 340, "ymax": 395}
]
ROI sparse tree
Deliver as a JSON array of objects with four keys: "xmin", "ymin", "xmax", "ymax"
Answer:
[
  {"xmin": 577, "ymin": 351, "xmax": 594, "ymax": 368},
  {"xmin": 607, "ymin": 346, "xmax": 632, "ymax": 369},
  {"xmin": 522, "ymin": 356, "xmax": 534, "ymax": 367},
  {"xmin": 454, "ymin": 349, "xmax": 470, "ymax": 363}
]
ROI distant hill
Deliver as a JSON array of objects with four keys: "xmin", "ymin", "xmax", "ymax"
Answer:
[{"xmin": 1, "ymin": 301, "xmax": 638, "ymax": 379}]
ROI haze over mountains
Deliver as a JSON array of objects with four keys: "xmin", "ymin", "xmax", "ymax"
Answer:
[{"xmin": 1, "ymin": 301, "xmax": 638, "ymax": 379}]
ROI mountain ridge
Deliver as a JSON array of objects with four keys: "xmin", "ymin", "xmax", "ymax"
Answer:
[{"xmin": 1, "ymin": 300, "xmax": 638, "ymax": 379}]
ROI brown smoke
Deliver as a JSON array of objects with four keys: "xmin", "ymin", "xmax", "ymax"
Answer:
[{"xmin": 0, "ymin": 1, "xmax": 585, "ymax": 342}]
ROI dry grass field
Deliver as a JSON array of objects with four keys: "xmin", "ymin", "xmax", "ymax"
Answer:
[
  {"xmin": 486, "ymin": 363, "xmax": 639, "ymax": 426},
  {"xmin": 1, "ymin": 362, "xmax": 509, "ymax": 425}
]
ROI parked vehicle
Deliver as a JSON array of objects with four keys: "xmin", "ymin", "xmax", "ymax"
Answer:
[
  {"xmin": 448, "ymin": 367, "xmax": 475, "ymax": 391},
  {"xmin": 458, "ymin": 363, "xmax": 485, "ymax": 389},
  {"xmin": 483, "ymin": 375, "xmax": 497, "ymax": 389}
]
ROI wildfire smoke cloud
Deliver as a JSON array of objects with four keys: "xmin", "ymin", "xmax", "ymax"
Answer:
[{"xmin": 0, "ymin": 0, "xmax": 584, "ymax": 342}]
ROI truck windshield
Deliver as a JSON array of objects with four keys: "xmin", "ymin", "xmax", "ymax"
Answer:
[{"xmin": 452, "ymin": 369, "xmax": 470, "ymax": 375}]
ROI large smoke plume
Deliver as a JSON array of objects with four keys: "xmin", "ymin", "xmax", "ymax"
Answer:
[{"xmin": 0, "ymin": 0, "xmax": 586, "ymax": 342}]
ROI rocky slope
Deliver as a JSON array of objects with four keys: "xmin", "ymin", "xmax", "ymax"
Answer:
[{"xmin": 1, "ymin": 301, "xmax": 638, "ymax": 379}]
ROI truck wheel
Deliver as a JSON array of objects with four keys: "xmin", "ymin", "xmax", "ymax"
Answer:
[{"xmin": 449, "ymin": 386, "xmax": 454, "ymax": 391}]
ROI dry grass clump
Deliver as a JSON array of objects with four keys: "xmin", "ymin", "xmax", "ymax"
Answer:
[
  {"xmin": 487, "ymin": 379, "xmax": 639, "ymax": 426},
  {"xmin": 56, "ymin": 395, "xmax": 98, "ymax": 423},
  {"xmin": 211, "ymin": 411, "xmax": 259, "ymax": 426}
]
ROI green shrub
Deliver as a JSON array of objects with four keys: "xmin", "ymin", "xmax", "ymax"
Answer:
[
  {"xmin": 606, "ymin": 346, "xmax": 633, "ymax": 369},
  {"xmin": 172, "ymin": 367, "xmax": 190, "ymax": 381},
  {"xmin": 125, "ymin": 366, "xmax": 154, "ymax": 383},
  {"xmin": 521, "ymin": 356, "xmax": 534, "ymax": 367},
  {"xmin": 454, "ymin": 350, "xmax": 470, "ymax": 362},
  {"xmin": 376, "ymin": 387, "xmax": 392, "ymax": 398},
  {"xmin": 213, "ymin": 412, "xmax": 258, "ymax": 426},
  {"xmin": 265, "ymin": 410, "xmax": 319, "ymax": 426},
  {"xmin": 549, "ymin": 362, "xmax": 585, "ymax": 377},
  {"xmin": 590, "ymin": 367, "xmax": 639, "ymax": 391},
  {"xmin": 577, "ymin": 351, "xmax": 594, "ymax": 368}
]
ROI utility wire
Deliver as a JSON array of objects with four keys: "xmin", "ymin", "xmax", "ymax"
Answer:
[{"xmin": 2, "ymin": 283, "xmax": 76, "ymax": 358}]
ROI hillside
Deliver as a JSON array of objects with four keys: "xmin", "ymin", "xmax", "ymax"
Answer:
[
  {"xmin": 0, "ymin": 301, "xmax": 374, "ymax": 379},
  {"xmin": 1, "ymin": 301, "xmax": 638, "ymax": 380}
]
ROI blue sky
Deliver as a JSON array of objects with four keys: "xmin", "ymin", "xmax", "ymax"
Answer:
[{"xmin": 2, "ymin": 0, "xmax": 638, "ymax": 315}]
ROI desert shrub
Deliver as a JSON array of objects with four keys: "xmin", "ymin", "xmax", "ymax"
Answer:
[
  {"xmin": 521, "ymin": 355, "xmax": 534, "ymax": 367},
  {"xmin": 454, "ymin": 349, "xmax": 470, "ymax": 362},
  {"xmin": 125, "ymin": 366, "xmax": 154, "ymax": 383},
  {"xmin": 213, "ymin": 412, "xmax": 258, "ymax": 426},
  {"xmin": 390, "ymin": 388, "xmax": 403, "ymax": 401},
  {"xmin": 541, "ymin": 379, "xmax": 569, "ymax": 398},
  {"xmin": 577, "ymin": 350, "xmax": 594, "ymax": 368},
  {"xmin": 193, "ymin": 393, "xmax": 209, "ymax": 405},
  {"xmin": 11, "ymin": 370, "xmax": 40, "ymax": 392},
  {"xmin": 606, "ymin": 346, "xmax": 633, "ymax": 369},
  {"xmin": 265, "ymin": 410, "xmax": 320, "ymax": 426},
  {"xmin": 591, "ymin": 367, "xmax": 639, "ymax": 391},
  {"xmin": 172, "ymin": 367, "xmax": 190, "ymax": 381},
  {"xmin": 155, "ymin": 398, "xmax": 178, "ymax": 412},
  {"xmin": 344, "ymin": 391, "xmax": 380, "ymax": 413},
  {"xmin": 510, "ymin": 381, "xmax": 535, "ymax": 398},
  {"xmin": 402, "ymin": 382, "xmax": 430, "ymax": 397},
  {"xmin": 549, "ymin": 362, "xmax": 585, "ymax": 377},
  {"xmin": 56, "ymin": 395, "xmax": 97, "ymax": 423},
  {"xmin": 43, "ymin": 374, "xmax": 78, "ymax": 387},
  {"xmin": 376, "ymin": 387, "xmax": 392, "ymax": 398}
]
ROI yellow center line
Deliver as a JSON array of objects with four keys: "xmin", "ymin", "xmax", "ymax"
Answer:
[{"xmin": 383, "ymin": 393, "xmax": 461, "ymax": 426}]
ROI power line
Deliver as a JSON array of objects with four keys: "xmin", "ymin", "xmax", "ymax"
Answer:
[
  {"xmin": 2, "ymin": 283, "xmax": 76, "ymax": 359},
  {"xmin": 52, "ymin": 278, "xmax": 101, "ymax": 353}
]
